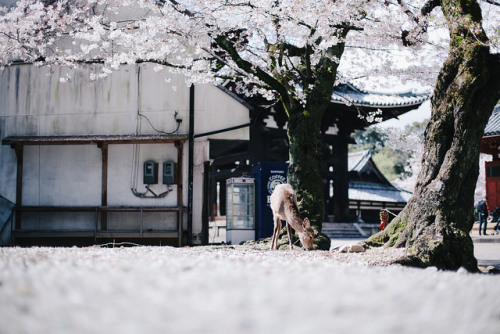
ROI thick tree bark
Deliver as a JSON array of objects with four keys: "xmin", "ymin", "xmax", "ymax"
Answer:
[
  {"xmin": 284, "ymin": 43, "xmax": 346, "ymax": 235},
  {"xmin": 366, "ymin": 0, "xmax": 500, "ymax": 271},
  {"xmin": 286, "ymin": 99, "xmax": 332, "ymax": 250}
]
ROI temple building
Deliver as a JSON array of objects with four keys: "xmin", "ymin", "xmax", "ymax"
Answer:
[
  {"xmin": 211, "ymin": 83, "xmax": 428, "ymax": 223},
  {"xmin": 347, "ymin": 150, "xmax": 412, "ymax": 224}
]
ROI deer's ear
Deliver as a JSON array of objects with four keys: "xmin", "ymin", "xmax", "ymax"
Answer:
[{"xmin": 303, "ymin": 217, "xmax": 310, "ymax": 227}]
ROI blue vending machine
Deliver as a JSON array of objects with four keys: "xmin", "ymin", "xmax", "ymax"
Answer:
[{"xmin": 251, "ymin": 161, "xmax": 288, "ymax": 240}]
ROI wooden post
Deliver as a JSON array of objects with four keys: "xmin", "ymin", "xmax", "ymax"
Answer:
[
  {"xmin": 332, "ymin": 130, "xmax": 350, "ymax": 222},
  {"xmin": 201, "ymin": 161, "xmax": 210, "ymax": 245},
  {"xmin": 13, "ymin": 144, "xmax": 23, "ymax": 230},
  {"xmin": 175, "ymin": 141, "xmax": 183, "ymax": 207},
  {"xmin": 175, "ymin": 140, "xmax": 184, "ymax": 246},
  {"xmin": 98, "ymin": 142, "xmax": 108, "ymax": 230}
]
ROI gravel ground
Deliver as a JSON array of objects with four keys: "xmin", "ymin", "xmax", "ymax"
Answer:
[{"xmin": 1, "ymin": 245, "xmax": 499, "ymax": 334}]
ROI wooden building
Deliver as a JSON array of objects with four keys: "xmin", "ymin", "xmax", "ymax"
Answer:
[
  {"xmin": 480, "ymin": 105, "xmax": 500, "ymax": 209},
  {"xmin": 0, "ymin": 64, "xmax": 251, "ymax": 246},
  {"xmin": 348, "ymin": 150, "xmax": 411, "ymax": 223},
  {"xmin": 211, "ymin": 83, "xmax": 428, "ymax": 223}
]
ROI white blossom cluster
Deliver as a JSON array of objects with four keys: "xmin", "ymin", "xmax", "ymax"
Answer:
[
  {"xmin": 384, "ymin": 126, "xmax": 424, "ymax": 192},
  {"xmin": 0, "ymin": 0, "xmax": 498, "ymax": 104}
]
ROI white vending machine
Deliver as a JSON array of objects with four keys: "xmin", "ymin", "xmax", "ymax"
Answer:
[{"xmin": 226, "ymin": 177, "xmax": 255, "ymax": 245}]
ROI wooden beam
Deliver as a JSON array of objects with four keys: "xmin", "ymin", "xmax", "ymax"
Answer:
[
  {"xmin": 98, "ymin": 142, "xmax": 108, "ymax": 230},
  {"xmin": 2, "ymin": 134, "xmax": 187, "ymax": 146},
  {"xmin": 332, "ymin": 131, "xmax": 350, "ymax": 222},
  {"xmin": 13, "ymin": 144, "xmax": 23, "ymax": 230}
]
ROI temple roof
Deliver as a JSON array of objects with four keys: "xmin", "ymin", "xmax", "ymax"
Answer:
[
  {"xmin": 348, "ymin": 150, "xmax": 412, "ymax": 203},
  {"xmin": 349, "ymin": 182, "xmax": 412, "ymax": 203},
  {"xmin": 483, "ymin": 105, "xmax": 500, "ymax": 137},
  {"xmin": 331, "ymin": 83, "xmax": 430, "ymax": 108},
  {"xmin": 348, "ymin": 149, "xmax": 374, "ymax": 173},
  {"xmin": 348, "ymin": 150, "xmax": 392, "ymax": 186}
]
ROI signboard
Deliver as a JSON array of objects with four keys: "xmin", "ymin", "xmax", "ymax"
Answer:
[{"xmin": 251, "ymin": 161, "xmax": 288, "ymax": 240}]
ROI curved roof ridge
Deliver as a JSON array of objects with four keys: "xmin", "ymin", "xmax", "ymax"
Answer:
[
  {"xmin": 344, "ymin": 82, "xmax": 428, "ymax": 97},
  {"xmin": 331, "ymin": 83, "xmax": 430, "ymax": 108},
  {"xmin": 483, "ymin": 105, "xmax": 500, "ymax": 137},
  {"xmin": 348, "ymin": 149, "xmax": 372, "ymax": 172}
]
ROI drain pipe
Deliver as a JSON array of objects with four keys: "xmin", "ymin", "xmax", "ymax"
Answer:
[{"xmin": 187, "ymin": 85, "xmax": 194, "ymax": 245}]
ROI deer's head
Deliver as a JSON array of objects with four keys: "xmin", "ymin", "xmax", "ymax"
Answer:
[{"xmin": 299, "ymin": 218, "xmax": 315, "ymax": 250}]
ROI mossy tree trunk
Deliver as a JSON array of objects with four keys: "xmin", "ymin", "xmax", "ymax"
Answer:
[
  {"xmin": 287, "ymin": 101, "xmax": 326, "ymax": 231},
  {"xmin": 285, "ymin": 44, "xmax": 345, "ymax": 233},
  {"xmin": 366, "ymin": 0, "xmax": 500, "ymax": 271}
]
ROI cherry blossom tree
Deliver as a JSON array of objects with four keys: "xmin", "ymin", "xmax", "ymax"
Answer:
[
  {"xmin": 366, "ymin": 0, "xmax": 500, "ymax": 271},
  {"xmin": 1, "ymin": 0, "xmax": 436, "ymax": 234}
]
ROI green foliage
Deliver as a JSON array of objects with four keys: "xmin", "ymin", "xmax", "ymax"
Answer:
[
  {"xmin": 372, "ymin": 148, "xmax": 408, "ymax": 180},
  {"xmin": 350, "ymin": 120, "xmax": 428, "ymax": 181},
  {"xmin": 351, "ymin": 127, "xmax": 385, "ymax": 152}
]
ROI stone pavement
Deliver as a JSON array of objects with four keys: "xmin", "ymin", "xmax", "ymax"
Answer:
[
  {"xmin": 330, "ymin": 223, "xmax": 500, "ymax": 270},
  {"xmin": 470, "ymin": 223, "xmax": 500, "ymax": 269},
  {"xmin": 471, "ymin": 222, "xmax": 500, "ymax": 241}
]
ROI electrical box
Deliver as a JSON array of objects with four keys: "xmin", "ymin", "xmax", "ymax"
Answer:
[
  {"xmin": 143, "ymin": 160, "xmax": 158, "ymax": 185},
  {"xmin": 163, "ymin": 161, "xmax": 175, "ymax": 185}
]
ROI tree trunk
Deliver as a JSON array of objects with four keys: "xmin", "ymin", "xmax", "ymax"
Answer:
[
  {"xmin": 366, "ymin": 0, "xmax": 500, "ymax": 271},
  {"xmin": 284, "ymin": 43, "xmax": 346, "ymax": 234},
  {"xmin": 287, "ymin": 102, "xmax": 326, "ymax": 232}
]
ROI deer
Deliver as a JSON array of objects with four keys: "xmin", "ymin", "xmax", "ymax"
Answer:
[{"xmin": 270, "ymin": 183, "xmax": 316, "ymax": 250}]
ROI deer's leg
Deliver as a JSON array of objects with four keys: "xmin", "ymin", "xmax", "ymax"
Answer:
[
  {"xmin": 270, "ymin": 215, "xmax": 280, "ymax": 250},
  {"xmin": 286, "ymin": 222, "xmax": 293, "ymax": 250}
]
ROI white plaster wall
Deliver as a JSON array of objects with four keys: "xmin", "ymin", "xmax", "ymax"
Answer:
[
  {"xmin": 138, "ymin": 65, "xmax": 189, "ymax": 135},
  {"xmin": 195, "ymin": 84, "xmax": 250, "ymax": 141},
  {"xmin": 191, "ymin": 140, "xmax": 209, "ymax": 238},
  {"xmin": 0, "ymin": 146, "xmax": 17, "ymax": 202},
  {"xmin": 0, "ymin": 65, "xmax": 138, "ymax": 135},
  {"xmin": 22, "ymin": 145, "xmax": 101, "ymax": 206}
]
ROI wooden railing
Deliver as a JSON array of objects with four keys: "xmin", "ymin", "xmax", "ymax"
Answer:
[{"xmin": 13, "ymin": 206, "xmax": 186, "ymax": 246}]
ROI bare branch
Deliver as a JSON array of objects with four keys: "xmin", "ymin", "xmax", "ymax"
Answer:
[
  {"xmin": 214, "ymin": 34, "xmax": 291, "ymax": 109},
  {"xmin": 421, "ymin": 0, "xmax": 440, "ymax": 16}
]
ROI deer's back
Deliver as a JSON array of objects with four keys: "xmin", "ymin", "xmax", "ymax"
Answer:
[{"xmin": 270, "ymin": 184, "xmax": 301, "ymax": 224}]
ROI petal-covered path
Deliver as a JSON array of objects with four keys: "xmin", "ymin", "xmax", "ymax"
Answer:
[{"xmin": 1, "ymin": 245, "xmax": 499, "ymax": 334}]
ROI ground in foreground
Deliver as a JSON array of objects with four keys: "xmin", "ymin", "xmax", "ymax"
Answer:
[{"xmin": 1, "ymin": 245, "xmax": 499, "ymax": 334}]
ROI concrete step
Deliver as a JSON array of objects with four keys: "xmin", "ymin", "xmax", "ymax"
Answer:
[{"xmin": 322, "ymin": 222, "xmax": 364, "ymax": 239}]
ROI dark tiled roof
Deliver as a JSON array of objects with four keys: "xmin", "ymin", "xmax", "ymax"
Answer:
[
  {"xmin": 331, "ymin": 83, "xmax": 430, "ymax": 108},
  {"xmin": 348, "ymin": 150, "xmax": 412, "ymax": 203},
  {"xmin": 349, "ymin": 181, "xmax": 412, "ymax": 203},
  {"xmin": 483, "ymin": 105, "xmax": 500, "ymax": 137}
]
